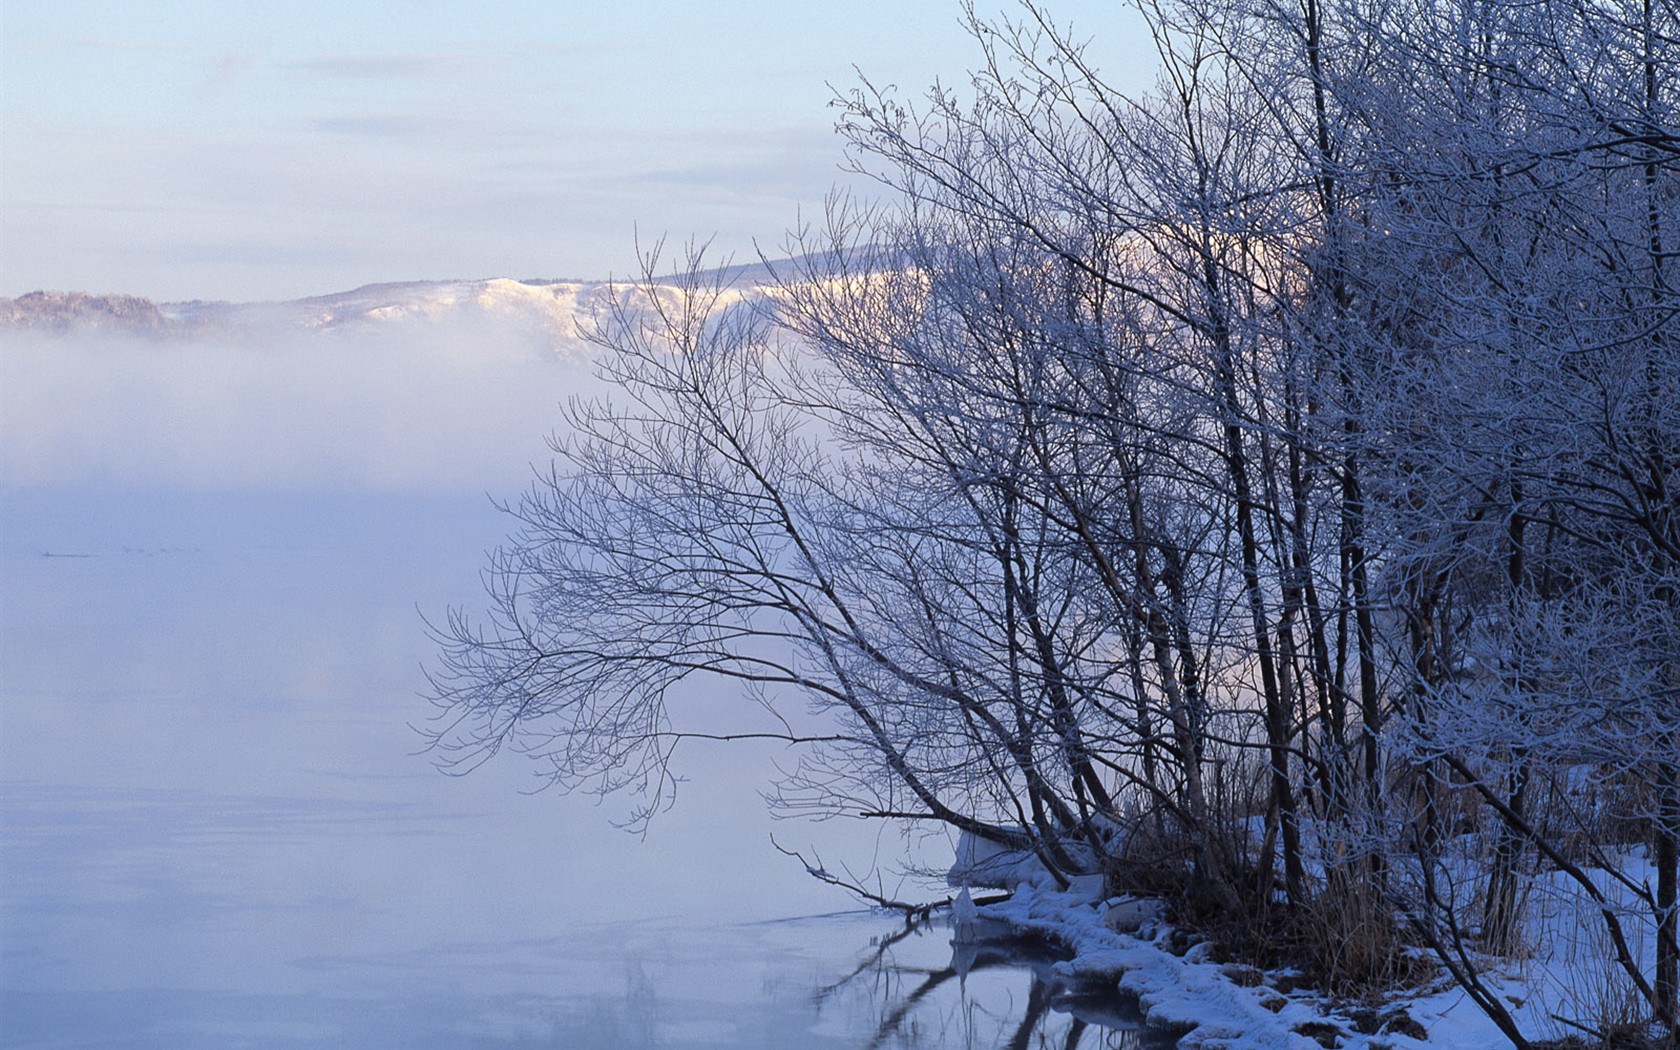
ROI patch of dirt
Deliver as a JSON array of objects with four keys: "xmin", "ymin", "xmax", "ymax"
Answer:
[{"xmin": 1292, "ymin": 1019, "xmax": 1347, "ymax": 1047}]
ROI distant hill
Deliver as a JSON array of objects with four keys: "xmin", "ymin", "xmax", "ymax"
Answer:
[
  {"xmin": 0, "ymin": 270, "xmax": 778, "ymax": 359},
  {"xmin": 1, "ymin": 290, "xmax": 174, "ymax": 334},
  {"xmin": 1, "ymin": 279, "xmax": 624, "ymax": 358},
  {"xmin": 0, "ymin": 253, "xmax": 865, "ymax": 356}
]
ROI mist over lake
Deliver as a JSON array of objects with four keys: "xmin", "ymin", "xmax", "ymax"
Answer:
[{"xmin": 2, "ymin": 318, "xmax": 1146, "ymax": 1048}]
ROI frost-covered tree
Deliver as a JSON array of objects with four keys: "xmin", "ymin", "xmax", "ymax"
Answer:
[{"xmin": 428, "ymin": 0, "xmax": 1679, "ymax": 1038}]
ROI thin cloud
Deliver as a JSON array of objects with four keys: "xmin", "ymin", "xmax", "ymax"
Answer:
[
  {"xmin": 205, "ymin": 49, "xmax": 254, "ymax": 86},
  {"xmin": 62, "ymin": 36, "xmax": 189, "ymax": 54},
  {"xmin": 309, "ymin": 113, "xmax": 463, "ymax": 140},
  {"xmin": 292, "ymin": 53, "xmax": 468, "ymax": 80},
  {"xmin": 615, "ymin": 128, "xmax": 848, "ymax": 195}
]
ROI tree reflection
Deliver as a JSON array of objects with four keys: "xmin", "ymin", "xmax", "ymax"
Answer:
[{"xmin": 818, "ymin": 915, "xmax": 1179, "ymax": 1050}]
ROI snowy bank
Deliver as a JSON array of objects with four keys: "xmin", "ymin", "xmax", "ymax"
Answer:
[{"xmin": 967, "ymin": 880, "xmax": 1608, "ymax": 1049}]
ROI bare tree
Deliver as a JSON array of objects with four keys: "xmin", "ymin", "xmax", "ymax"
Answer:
[{"xmin": 428, "ymin": 0, "xmax": 1679, "ymax": 1039}]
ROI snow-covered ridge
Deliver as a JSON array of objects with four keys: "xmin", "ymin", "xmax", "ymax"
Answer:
[
  {"xmin": 1, "ymin": 275, "xmax": 762, "ymax": 360},
  {"xmin": 178, "ymin": 278, "xmax": 614, "ymax": 338}
]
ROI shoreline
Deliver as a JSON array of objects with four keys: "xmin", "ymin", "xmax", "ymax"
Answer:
[{"xmin": 972, "ymin": 883, "xmax": 1537, "ymax": 1049}]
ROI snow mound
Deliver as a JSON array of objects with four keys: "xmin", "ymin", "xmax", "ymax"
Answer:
[{"xmin": 948, "ymin": 828, "xmax": 1104, "ymax": 892}]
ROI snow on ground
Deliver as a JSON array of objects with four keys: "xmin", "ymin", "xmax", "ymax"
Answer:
[{"xmin": 968, "ymin": 862, "xmax": 1660, "ymax": 1049}]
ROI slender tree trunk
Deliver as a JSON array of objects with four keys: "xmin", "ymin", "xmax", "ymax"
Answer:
[
  {"xmin": 1657, "ymin": 764, "xmax": 1679, "ymax": 1030},
  {"xmin": 1481, "ymin": 754, "xmax": 1528, "ymax": 955}
]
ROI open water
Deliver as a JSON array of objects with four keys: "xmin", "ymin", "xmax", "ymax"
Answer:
[
  {"xmin": 0, "ymin": 322, "xmax": 1177, "ymax": 1047},
  {"xmin": 0, "ymin": 488, "xmax": 1168, "ymax": 1048}
]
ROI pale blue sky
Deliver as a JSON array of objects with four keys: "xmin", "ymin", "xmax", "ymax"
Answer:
[{"xmin": 2, "ymin": 2, "xmax": 1151, "ymax": 301}]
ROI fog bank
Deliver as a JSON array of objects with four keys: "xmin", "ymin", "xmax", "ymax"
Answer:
[{"xmin": 2, "ymin": 322, "xmax": 592, "ymax": 494}]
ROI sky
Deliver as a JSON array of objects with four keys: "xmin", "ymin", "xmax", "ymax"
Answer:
[{"xmin": 2, "ymin": 1, "xmax": 1153, "ymax": 303}]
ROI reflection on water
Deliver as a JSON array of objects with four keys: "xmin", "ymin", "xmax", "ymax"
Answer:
[
  {"xmin": 812, "ymin": 916, "xmax": 1173, "ymax": 1050},
  {"xmin": 0, "ymin": 489, "xmax": 1173, "ymax": 1048}
]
